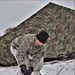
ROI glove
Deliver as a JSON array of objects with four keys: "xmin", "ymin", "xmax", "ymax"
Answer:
[
  {"xmin": 29, "ymin": 66, "xmax": 34, "ymax": 71},
  {"xmin": 20, "ymin": 64, "xmax": 27, "ymax": 74},
  {"xmin": 26, "ymin": 66, "xmax": 34, "ymax": 75},
  {"xmin": 20, "ymin": 64, "xmax": 34, "ymax": 75}
]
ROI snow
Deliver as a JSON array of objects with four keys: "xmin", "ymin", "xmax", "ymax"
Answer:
[
  {"xmin": 0, "ymin": 66, "xmax": 18, "ymax": 75},
  {"xmin": 0, "ymin": 59, "xmax": 75, "ymax": 75},
  {"xmin": 40, "ymin": 59, "xmax": 75, "ymax": 75}
]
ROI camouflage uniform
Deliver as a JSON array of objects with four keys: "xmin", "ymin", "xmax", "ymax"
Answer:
[{"xmin": 10, "ymin": 34, "xmax": 46, "ymax": 75}]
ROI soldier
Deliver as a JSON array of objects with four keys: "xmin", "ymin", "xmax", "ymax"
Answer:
[{"xmin": 10, "ymin": 31, "xmax": 49, "ymax": 75}]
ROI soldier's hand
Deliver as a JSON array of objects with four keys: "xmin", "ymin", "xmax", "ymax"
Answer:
[
  {"xmin": 20, "ymin": 64, "xmax": 27, "ymax": 74},
  {"xmin": 26, "ymin": 66, "xmax": 34, "ymax": 75},
  {"xmin": 20, "ymin": 65, "xmax": 34, "ymax": 75}
]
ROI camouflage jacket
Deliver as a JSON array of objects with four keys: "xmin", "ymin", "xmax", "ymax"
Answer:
[{"xmin": 11, "ymin": 34, "xmax": 46, "ymax": 68}]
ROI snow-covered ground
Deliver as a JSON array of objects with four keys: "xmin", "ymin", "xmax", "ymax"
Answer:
[{"xmin": 0, "ymin": 59, "xmax": 75, "ymax": 75}]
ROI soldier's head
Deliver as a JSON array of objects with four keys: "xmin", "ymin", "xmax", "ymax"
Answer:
[{"xmin": 36, "ymin": 31, "xmax": 49, "ymax": 46}]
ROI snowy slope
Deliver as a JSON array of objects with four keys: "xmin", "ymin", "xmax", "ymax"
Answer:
[
  {"xmin": 0, "ymin": 59, "xmax": 75, "ymax": 75},
  {"xmin": 40, "ymin": 59, "xmax": 75, "ymax": 75}
]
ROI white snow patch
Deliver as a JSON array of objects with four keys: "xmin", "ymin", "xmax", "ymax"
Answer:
[{"xmin": 0, "ymin": 59, "xmax": 75, "ymax": 75}]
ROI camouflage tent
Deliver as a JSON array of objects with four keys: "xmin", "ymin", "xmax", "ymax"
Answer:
[{"xmin": 0, "ymin": 2, "xmax": 75, "ymax": 66}]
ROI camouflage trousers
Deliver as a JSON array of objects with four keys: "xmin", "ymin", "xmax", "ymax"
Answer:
[{"xmin": 10, "ymin": 42, "xmax": 44, "ymax": 75}]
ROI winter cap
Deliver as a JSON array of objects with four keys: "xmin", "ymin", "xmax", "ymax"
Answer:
[{"xmin": 36, "ymin": 31, "xmax": 49, "ymax": 44}]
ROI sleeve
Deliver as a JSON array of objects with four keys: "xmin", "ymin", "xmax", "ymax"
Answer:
[{"xmin": 33, "ymin": 45, "xmax": 47, "ymax": 71}]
